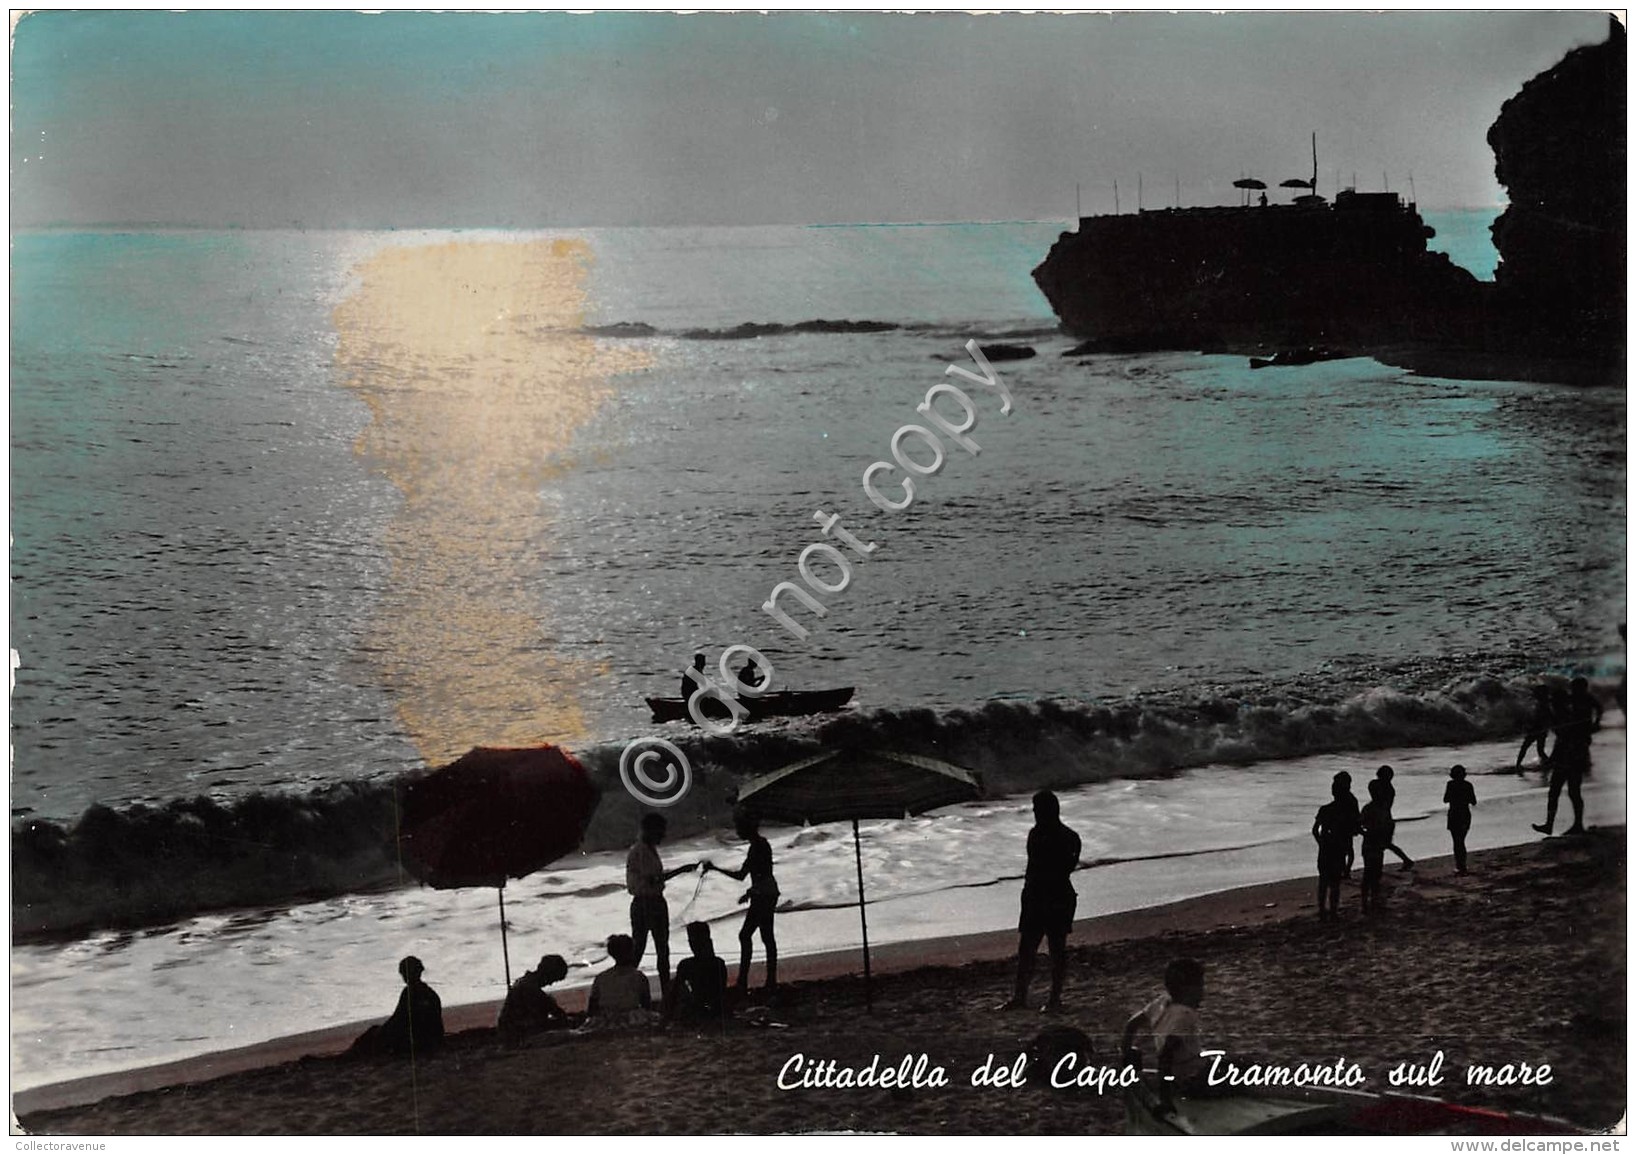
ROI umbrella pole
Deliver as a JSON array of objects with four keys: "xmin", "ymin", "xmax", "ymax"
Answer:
[
  {"xmin": 498, "ymin": 885, "xmax": 512, "ymax": 990},
  {"xmin": 852, "ymin": 818, "xmax": 872, "ymax": 1012}
]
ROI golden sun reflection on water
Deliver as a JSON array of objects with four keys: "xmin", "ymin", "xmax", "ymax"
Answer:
[{"xmin": 332, "ymin": 238, "xmax": 649, "ymax": 765}]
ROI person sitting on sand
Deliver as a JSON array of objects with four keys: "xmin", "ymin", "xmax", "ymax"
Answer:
[
  {"xmin": 1121, "ymin": 957, "xmax": 1208, "ymax": 1112},
  {"xmin": 736, "ymin": 656, "xmax": 766, "ymax": 690},
  {"xmin": 1313, "ymin": 778, "xmax": 1356, "ymax": 920},
  {"xmin": 704, "ymin": 808, "xmax": 779, "ymax": 994},
  {"xmin": 348, "ymin": 955, "xmax": 444, "ymax": 1058},
  {"xmin": 664, "ymin": 922, "xmax": 730, "ymax": 1024},
  {"xmin": 585, "ymin": 934, "xmax": 656, "ymax": 1028},
  {"xmin": 496, "ymin": 954, "xmax": 570, "ymax": 1047},
  {"xmin": 1444, "ymin": 765, "xmax": 1477, "ymax": 874},
  {"xmin": 1001, "ymin": 789, "xmax": 1082, "ymax": 1012},
  {"xmin": 1516, "ymin": 686, "xmax": 1556, "ymax": 770},
  {"xmin": 1358, "ymin": 780, "xmax": 1391, "ymax": 915},
  {"xmin": 1372, "ymin": 765, "xmax": 1414, "ymax": 872}
]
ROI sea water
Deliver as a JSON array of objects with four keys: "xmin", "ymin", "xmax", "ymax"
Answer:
[{"xmin": 9, "ymin": 214, "xmax": 1626, "ymax": 1088}]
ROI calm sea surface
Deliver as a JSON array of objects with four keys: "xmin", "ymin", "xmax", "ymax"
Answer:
[
  {"xmin": 9, "ymin": 215, "xmax": 1625, "ymax": 819},
  {"xmin": 8, "ymin": 213, "xmax": 1628, "ymax": 1090}
]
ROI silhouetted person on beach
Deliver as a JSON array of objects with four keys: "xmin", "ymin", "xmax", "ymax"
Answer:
[
  {"xmin": 1121, "ymin": 957, "xmax": 1207, "ymax": 1112},
  {"xmin": 1001, "ymin": 789, "xmax": 1082, "ymax": 1012},
  {"xmin": 1373, "ymin": 765, "xmax": 1414, "ymax": 871},
  {"xmin": 627, "ymin": 814, "xmax": 695, "ymax": 993},
  {"xmin": 1516, "ymin": 686, "xmax": 1555, "ymax": 770},
  {"xmin": 704, "ymin": 809, "xmax": 779, "ymax": 994},
  {"xmin": 1313, "ymin": 778, "xmax": 1356, "ymax": 920},
  {"xmin": 665, "ymin": 921, "xmax": 731, "ymax": 1024},
  {"xmin": 1358, "ymin": 780, "xmax": 1391, "ymax": 914},
  {"xmin": 348, "ymin": 955, "xmax": 444, "ymax": 1058},
  {"xmin": 1444, "ymin": 765, "xmax": 1476, "ymax": 874},
  {"xmin": 586, "ymin": 934, "xmax": 655, "ymax": 1027},
  {"xmin": 1534, "ymin": 678, "xmax": 1599, "ymax": 835},
  {"xmin": 497, "ymin": 954, "xmax": 570, "ymax": 1047},
  {"xmin": 1332, "ymin": 771, "xmax": 1360, "ymax": 876},
  {"xmin": 737, "ymin": 657, "xmax": 766, "ymax": 690}
]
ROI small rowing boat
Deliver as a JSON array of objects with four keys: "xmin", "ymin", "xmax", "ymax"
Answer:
[{"xmin": 645, "ymin": 687, "xmax": 855, "ymax": 724}]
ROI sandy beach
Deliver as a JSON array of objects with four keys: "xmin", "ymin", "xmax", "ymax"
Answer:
[{"xmin": 19, "ymin": 827, "xmax": 1624, "ymax": 1135}]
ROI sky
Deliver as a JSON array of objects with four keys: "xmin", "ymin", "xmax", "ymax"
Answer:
[{"xmin": 8, "ymin": 10, "xmax": 1617, "ymax": 228}]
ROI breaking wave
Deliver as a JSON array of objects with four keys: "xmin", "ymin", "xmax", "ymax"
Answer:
[{"xmin": 10, "ymin": 666, "xmax": 1576, "ymax": 940}]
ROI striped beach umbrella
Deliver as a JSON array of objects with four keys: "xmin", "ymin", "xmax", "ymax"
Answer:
[{"xmin": 735, "ymin": 748, "xmax": 982, "ymax": 1009}]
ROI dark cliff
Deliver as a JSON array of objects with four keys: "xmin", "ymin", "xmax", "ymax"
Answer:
[
  {"xmin": 1034, "ymin": 21, "xmax": 1626, "ymax": 385},
  {"xmin": 1487, "ymin": 17, "xmax": 1626, "ymax": 370}
]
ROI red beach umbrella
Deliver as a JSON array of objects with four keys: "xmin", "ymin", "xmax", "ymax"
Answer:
[{"xmin": 398, "ymin": 744, "xmax": 600, "ymax": 987}]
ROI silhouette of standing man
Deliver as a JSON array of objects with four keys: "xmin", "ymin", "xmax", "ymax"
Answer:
[
  {"xmin": 1534, "ymin": 678, "xmax": 1600, "ymax": 836},
  {"xmin": 627, "ymin": 814, "xmax": 694, "ymax": 994},
  {"xmin": 1001, "ymin": 790, "xmax": 1082, "ymax": 1013}
]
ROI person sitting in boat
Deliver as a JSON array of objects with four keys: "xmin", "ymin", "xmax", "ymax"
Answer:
[
  {"xmin": 347, "ymin": 955, "xmax": 445, "ymax": 1058},
  {"xmin": 496, "ymin": 954, "xmax": 571, "ymax": 1047},
  {"xmin": 1121, "ymin": 957, "xmax": 1208, "ymax": 1112},
  {"xmin": 682, "ymin": 652, "xmax": 708, "ymax": 702}
]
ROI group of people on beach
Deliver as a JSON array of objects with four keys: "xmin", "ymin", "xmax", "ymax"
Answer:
[
  {"xmin": 1309, "ymin": 676, "xmax": 1606, "ymax": 919},
  {"xmin": 352, "ymin": 676, "xmax": 1609, "ymax": 1058},
  {"xmin": 498, "ymin": 808, "xmax": 783, "ymax": 1044},
  {"xmin": 348, "ymin": 808, "xmax": 784, "ymax": 1055},
  {"xmin": 1517, "ymin": 676, "xmax": 1603, "ymax": 837},
  {"xmin": 1313, "ymin": 764, "xmax": 1432, "ymax": 918}
]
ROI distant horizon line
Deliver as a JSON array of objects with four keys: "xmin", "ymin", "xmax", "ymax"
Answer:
[{"xmin": 12, "ymin": 206, "xmax": 1510, "ymax": 232}]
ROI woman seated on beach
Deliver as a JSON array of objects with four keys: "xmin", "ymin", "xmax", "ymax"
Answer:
[
  {"xmin": 583, "ymin": 934, "xmax": 657, "ymax": 1029},
  {"xmin": 1120, "ymin": 957, "xmax": 1208, "ymax": 1112},
  {"xmin": 497, "ymin": 954, "xmax": 571, "ymax": 1047},
  {"xmin": 347, "ymin": 955, "xmax": 444, "ymax": 1058}
]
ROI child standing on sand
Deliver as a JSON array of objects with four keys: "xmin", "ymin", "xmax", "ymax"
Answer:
[
  {"xmin": 704, "ymin": 808, "xmax": 780, "ymax": 995},
  {"xmin": 1444, "ymin": 765, "xmax": 1477, "ymax": 874},
  {"xmin": 1121, "ymin": 957, "xmax": 1207, "ymax": 1112},
  {"xmin": 1373, "ymin": 765, "xmax": 1414, "ymax": 871},
  {"xmin": 1313, "ymin": 778, "xmax": 1355, "ymax": 919},
  {"xmin": 1358, "ymin": 780, "xmax": 1391, "ymax": 914},
  {"xmin": 1332, "ymin": 771, "xmax": 1360, "ymax": 876}
]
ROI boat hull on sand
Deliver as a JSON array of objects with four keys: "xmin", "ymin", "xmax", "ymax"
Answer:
[{"xmin": 1124, "ymin": 1078, "xmax": 1582, "ymax": 1136}]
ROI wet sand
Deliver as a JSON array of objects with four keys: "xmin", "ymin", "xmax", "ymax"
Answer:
[{"xmin": 19, "ymin": 827, "xmax": 1624, "ymax": 1135}]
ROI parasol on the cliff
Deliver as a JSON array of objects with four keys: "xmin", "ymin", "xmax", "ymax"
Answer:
[
  {"xmin": 734, "ymin": 748, "xmax": 982, "ymax": 1010},
  {"xmin": 398, "ymin": 744, "xmax": 600, "ymax": 988},
  {"xmin": 1233, "ymin": 178, "xmax": 1268, "ymax": 207}
]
